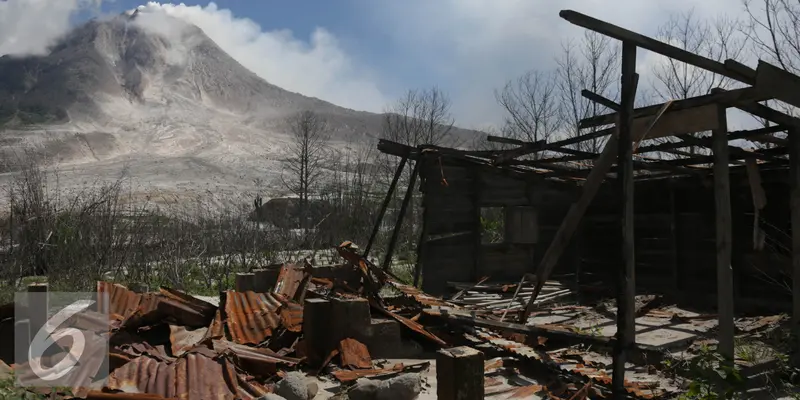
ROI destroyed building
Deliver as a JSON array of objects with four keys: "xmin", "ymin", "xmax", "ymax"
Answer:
[{"xmin": 3, "ymin": 8, "xmax": 800, "ymax": 400}]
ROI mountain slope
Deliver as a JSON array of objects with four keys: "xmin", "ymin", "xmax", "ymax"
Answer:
[{"xmin": 0, "ymin": 10, "xmax": 480, "ymax": 203}]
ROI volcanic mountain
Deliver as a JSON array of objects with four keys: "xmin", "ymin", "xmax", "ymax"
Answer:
[{"xmin": 0, "ymin": 9, "xmax": 478, "ymax": 203}]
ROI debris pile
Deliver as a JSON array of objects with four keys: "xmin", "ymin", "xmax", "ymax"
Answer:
[{"xmin": 0, "ymin": 241, "xmax": 792, "ymax": 399}]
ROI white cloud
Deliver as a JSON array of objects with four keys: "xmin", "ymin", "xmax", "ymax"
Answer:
[
  {"xmin": 361, "ymin": 0, "xmax": 748, "ymax": 129},
  {"xmin": 134, "ymin": 2, "xmax": 389, "ymax": 113},
  {"xmin": 0, "ymin": 0, "xmax": 103, "ymax": 56}
]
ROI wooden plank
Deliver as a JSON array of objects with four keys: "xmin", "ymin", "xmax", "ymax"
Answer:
[
  {"xmin": 614, "ymin": 41, "xmax": 638, "ymax": 400},
  {"xmin": 365, "ymin": 156, "xmax": 407, "ymax": 257},
  {"xmin": 632, "ymin": 104, "xmax": 719, "ymax": 141},
  {"xmin": 791, "ymin": 129, "xmax": 800, "ymax": 355},
  {"xmin": 754, "ymin": 60, "xmax": 800, "ymax": 110},
  {"xmin": 559, "ymin": 10, "xmax": 755, "ymax": 85},
  {"xmin": 582, "ymin": 87, "xmax": 763, "ymax": 129},
  {"xmin": 713, "ymin": 104, "xmax": 735, "ymax": 363},
  {"xmin": 505, "ymin": 207, "xmax": 539, "ymax": 244}
]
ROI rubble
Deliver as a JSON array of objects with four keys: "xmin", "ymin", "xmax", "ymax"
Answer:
[{"xmin": 0, "ymin": 235, "xmax": 795, "ymax": 399}]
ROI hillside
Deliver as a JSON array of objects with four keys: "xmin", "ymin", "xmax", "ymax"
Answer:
[{"xmin": 0, "ymin": 9, "xmax": 480, "ymax": 204}]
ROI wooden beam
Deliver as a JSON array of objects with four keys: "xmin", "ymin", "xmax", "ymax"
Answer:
[
  {"xmin": 581, "ymin": 87, "xmax": 763, "ymax": 129},
  {"xmin": 712, "ymin": 87, "xmax": 800, "ymax": 130},
  {"xmin": 581, "ymin": 89, "xmax": 620, "ymax": 111},
  {"xmin": 382, "ymin": 160, "xmax": 420, "ymax": 271},
  {"xmin": 791, "ymin": 129, "xmax": 800, "ymax": 357},
  {"xmin": 713, "ymin": 104, "xmax": 735, "ymax": 363},
  {"xmin": 365, "ymin": 156, "xmax": 408, "ymax": 258},
  {"xmin": 613, "ymin": 41, "xmax": 638, "ymax": 400},
  {"xmin": 754, "ymin": 60, "xmax": 800, "ymax": 110},
  {"xmin": 494, "ymin": 139, "xmax": 549, "ymax": 164},
  {"xmin": 559, "ymin": 10, "xmax": 755, "ymax": 84}
]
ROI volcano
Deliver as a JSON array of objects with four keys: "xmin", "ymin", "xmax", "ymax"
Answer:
[{"xmin": 0, "ymin": 8, "xmax": 479, "ymax": 203}]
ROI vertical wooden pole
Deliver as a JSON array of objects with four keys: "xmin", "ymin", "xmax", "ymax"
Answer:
[
  {"xmin": 413, "ymin": 205, "xmax": 427, "ymax": 288},
  {"xmin": 382, "ymin": 160, "xmax": 420, "ymax": 272},
  {"xmin": 670, "ymin": 182, "xmax": 680, "ymax": 293},
  {"xmin": 612, "ymin": 41, "xmax": 637, "ymax": 399},
  {"xmin": 713, "ymin": 105, "xmax": 734, "ymax": 363},
  {"xmin": 790, "ymin": 128, "xmax": 800, "ymax": 357},
  {"xmin": 365, "ymin": 156, "xmax": 408, "ymax": 258}
]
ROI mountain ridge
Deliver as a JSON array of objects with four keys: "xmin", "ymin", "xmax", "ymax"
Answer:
[{"xmin": 0, "ymin": 9, "xmax": 482, "ymax": 203}]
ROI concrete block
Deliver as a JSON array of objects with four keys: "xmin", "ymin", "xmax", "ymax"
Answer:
[
  {"xmin": 330, "ymin": 297, "xmax": 371, "ymax": 342},
  {"xmin": 436, "ymin": 346, "xmax": 484, "ymax": 400},
  {"xmin": 253, "ymin": 268, "xmax": 280, "ymax": 293},
  {"xmin": 303, "ymin": 298, "xmax": 331, "ymax": 367},
  {"xmin": 235, "ymin": 273, "xmax": 256, "ymax": 292},
  {"xmin": 359, "ymin": 318, "xmax": 402, "ymax": 359}
]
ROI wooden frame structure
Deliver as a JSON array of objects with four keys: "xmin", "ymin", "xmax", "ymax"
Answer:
[{"xmin": 374, "ymin": 10, "xmax": 800, "ymax": 399}]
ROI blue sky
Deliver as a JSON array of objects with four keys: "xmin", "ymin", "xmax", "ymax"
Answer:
[{"xmin": 2, "ymin": 0, "xmax": 743, "ymax": 129}]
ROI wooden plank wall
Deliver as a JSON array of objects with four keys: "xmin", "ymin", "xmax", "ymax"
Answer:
[
  {"xmin": 418, "ymin": 154, "xmax": 575, "ymax": 295},
  {"xmin": 416, "ymin": 152, "xmax": 792, "ymax": 310},
  {"xmin": 581, "ymin": 169, "xmax": 792, "ymax": 312}
]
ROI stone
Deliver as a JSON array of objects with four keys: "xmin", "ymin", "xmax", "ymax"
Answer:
[
  {"xmin": 257, "ymin": 394, "xmax": 287, "ymax": 400},
  {"xmin": 376, "ymin": 373, "xmax": 422, "ymax": 400},
  {"xmin": 275, "ymin": 371, "xmax": 313, "ymax": 400},
  {"xmin": 348, "ymin": 378, "xmax": 380, "ymax": 400}
]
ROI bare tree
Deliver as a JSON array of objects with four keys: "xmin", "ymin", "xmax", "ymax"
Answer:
[
  {"xmin": 653, "ymin": 10, "xmax": 747, "ymax": 100},
  {"xmin": 556, "ymin": 31, "xmax": 620, "ymax": 153},
  {"xmin": 743, "ymin": 0, "xmax": 800, "ymax": 74},
  {"xmin": 281, "ymin": 110, "xmax": 330, "ymax": 230},
  {"xmin": 496, "ymin": 71, "xmax": 562, "ymax": 149},
  {"xmin": 650, "ymin": 10, "xmax": 747, "ymax": 156},
  {"xmin": 742, "ymin": 0, "xmax": 800, "ymax": 142},
  {"xmin": 381, "ymin": 87, "xmax": 456, "ymax": 148}
]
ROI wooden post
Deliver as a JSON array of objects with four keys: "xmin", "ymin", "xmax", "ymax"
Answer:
[
  {"xmin": 670, "ymin": 182, "xmax": 680, "ymax": 293},
  {"xmin": 713, "ymin": 104, "xmax": 735, "ymax": 363},
  {"xmin": 413, "ymin": 207, "xmax": 427, "ymax": 288},
  {"xmin": 436, "ymin": 346, "xmax": 484, "ymax": 400},
  {"xmin": 27, "ymin": 283, "xmax": 48, "ymax": 345},
  {"xmin": 612, "ymin": 41, "xmax": 638, "ymax": 399},
  {"xmin": 235, "ymin": 273, "xmax": 255, "ymax": 292},
  {"xmin": 790, "ymin": 128, "xmax": 800, "ymax": 358},
  {"xmin": 365, "ymin": 156, "xmax": 408, "ymax": 258},
  {"xmin": 382, "ymin": 159, "xmax": 420, "ymax": 272}
]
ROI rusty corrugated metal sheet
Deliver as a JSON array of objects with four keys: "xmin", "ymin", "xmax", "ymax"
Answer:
[
  {"xmin": 98, "ymin": 282, "xmax": 141, "ymax": 321},
  {"xmin": 223, "ymin": 291, "xmax": 293, "ymax": 345},
  {"xmin": 158, "ymin": 287, "xmax": 217, "ymax": 328},
  {"xmin": 205, "ymin": 310, "xmax": 225, "ymax": 340},
  {"xmin": 212, "ymin": 339, "xmax": 300, "ymax": 376},
  {"xmin": 279, "ymin": 302, "xmax": 303, "ymax": 332},
  {"xmin": 388, "ymin": 280, "xmax": 453, "ymax": 308},
  {"xmin": 169, "ymin": 325, "xmax": 208, "ymax": 356},
  {"xmin": 106, "ymin": 354, "xmax": 258, "ymax": 400},
  {"xmin": 338, "ymin": 338, "xmax": 371, "ymax": 369},
  {"xmin": 86, "ymin": 391, "xmax": 176, "ymax": 399},
  {"xmin": 273, "ymin": 263, "xmax": 310, "ymax": 300}
]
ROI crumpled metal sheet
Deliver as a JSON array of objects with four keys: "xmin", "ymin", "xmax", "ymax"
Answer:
[
  {"xmin": 106, "ymin": 354, "xmax": 268, "ymax": 400},
  {"xmin": 97, "ymin": 282, "xmax": 142, "ymax": 322},
  {"xmin": 157, "ymin": 287, "xmax": 217, "ymax": 328},
  {"xmin": 97, "ymin": 282, "xmax": 216, "ymax": 330},
  {"xmin": 223, "ymin": 290, "xmax": 301, "ymax": 345},
  {"xmin": 338, "ymin": 338, "xmax": 371, "ymax": 369},
  {"xmin": 273, "ymin": 263, "xmax": 311, "ymax": 301},
  {"xmin": 212, "ymin": 339, "xmax": 300, "ymax": 376},
  {"xmin": 387, "ymin": 280, "xmax": 453, "ymax": 308},
  {"xmin": 169, "ymin": 325, "xmax": 209, "ymax": 356}
]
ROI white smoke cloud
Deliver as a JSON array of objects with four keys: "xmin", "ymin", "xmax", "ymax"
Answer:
[
  {"xmin": 0, "ymin": 0, "xmax": 104, "ymax": 57},
  {"xmin": 360, "ymin": 0, "xmax": 750, "ymax": 128},
  {"xmin": 133, "ymin": 2, "xmax": 389, "ymax": 113}
]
